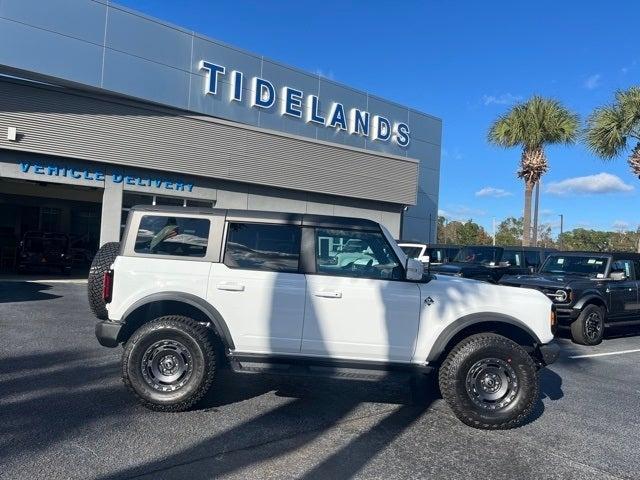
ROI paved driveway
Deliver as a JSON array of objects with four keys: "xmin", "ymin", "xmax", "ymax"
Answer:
[{"xmin": 1, "ymin": 281, "xmax": 640, "ymax": 479}]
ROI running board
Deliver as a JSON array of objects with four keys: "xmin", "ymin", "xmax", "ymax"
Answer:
[{"xmin": 228, "ymin": 353, "xmax": 433, "ymax": 381}]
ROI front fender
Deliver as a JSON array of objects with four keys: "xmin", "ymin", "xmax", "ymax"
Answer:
[
  {"xmin": 573, "ymin": 292, "xmax": 608, "ymax": 311},
  {"xmin": 425, "ymin": 312, "xmax": 543, "ymax": 363}
]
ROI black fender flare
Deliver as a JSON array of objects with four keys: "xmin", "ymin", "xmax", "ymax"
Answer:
[
  {"xmin": 573, "ymin": 293, "xmax": 608, "ymax": 312},
  {"xmin": 121, "ymin": 291, "xmax": 235, "ymax": 349},
  {"xmin": 426, "ymin": 312, "xmax": 543, "ymax": 362}
]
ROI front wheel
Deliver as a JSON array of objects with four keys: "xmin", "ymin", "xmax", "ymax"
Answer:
[
  {"xmin": 570, "ymin": 304, "xmax": 605, "ymax": 346},
  {"xmin": 122, "ymin": 316, "xmax": 216, "ymax": 411},
  {"xmin": 438, "ymin": 333, "xmax": 539, "ymax": 429}
]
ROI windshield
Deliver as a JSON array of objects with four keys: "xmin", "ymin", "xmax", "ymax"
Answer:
[
  {"xmin": 453, "ymin": 246, "xmax": 503, "ymax": 265},
  {"xmin": 540, "ymin": 255, "xmax": 608, "ymax": 278},
  {"xmin": 400, "ymin": 245, "xmax": 423, "ymax": 259}
]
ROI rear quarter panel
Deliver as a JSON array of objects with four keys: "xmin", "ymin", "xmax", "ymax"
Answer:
[{"xmin": 107, "ymin": 256, "xmax": 211, "ymax": 321}]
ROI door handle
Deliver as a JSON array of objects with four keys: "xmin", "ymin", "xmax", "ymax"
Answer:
[
  {"xmin": 314, "ymin": 290, "xmax": 342, "ymax": 298},
  {"xmin": 216, "ymin": 282, "xmax": 245, "ymax": 292}
]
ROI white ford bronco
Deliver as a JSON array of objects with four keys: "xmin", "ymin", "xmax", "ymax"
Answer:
[{"xmin": 90, "ymin": 206, "xmax": 559, "ymax": 429}]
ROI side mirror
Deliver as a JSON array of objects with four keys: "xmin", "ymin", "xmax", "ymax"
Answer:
[
  {"xmin": 610, "ymin": 270, "xmax": 627, "ymax": 281},
  {"xmin": 405, "ymin": 258, "xmax": 424, "ymax": 281}
]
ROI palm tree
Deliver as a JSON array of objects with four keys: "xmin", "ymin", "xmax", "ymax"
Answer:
[
  {"xmin": 488, "ymin": 96, "xmax": 579, "ymax": 246},
  {"xmin": 585, "ymin": 86, "xmax": 640, "ymax": 180}
]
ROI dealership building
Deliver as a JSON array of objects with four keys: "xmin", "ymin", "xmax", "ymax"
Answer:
[{"xmin": 0, "ymin": 0, "xmax": 441, "ymax": 264}]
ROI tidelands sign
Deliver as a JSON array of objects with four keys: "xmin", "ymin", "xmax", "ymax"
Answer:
[{"xmin": 199, "ymin": 61, "xmax": 411, "ymax": 148}]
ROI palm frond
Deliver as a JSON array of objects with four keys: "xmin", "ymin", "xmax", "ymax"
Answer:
[
  {"xmin": 487, "ymin": 96, "xmax": 579, "ymax": 150},
  {"xmin": 586, "ymin": 85, "xmax": 640, "ymax": 159},
  {"xmin": 585, "ymin": 106, "xmax": 628, "ymax": 159}
]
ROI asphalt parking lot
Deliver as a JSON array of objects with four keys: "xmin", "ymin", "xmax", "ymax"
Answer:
[{"xmin": 1, "ymin": 281, "xmax": 640, "ymax": 480}]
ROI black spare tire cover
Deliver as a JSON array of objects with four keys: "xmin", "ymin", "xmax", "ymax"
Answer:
[{"xmin": 88, "ymin": 242, "xmax": 120, "ymax": 320}]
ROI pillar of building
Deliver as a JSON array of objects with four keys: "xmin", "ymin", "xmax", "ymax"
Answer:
[{"xmin": 99, "ymin": 179, "xmax": 123, "ymax": 246}]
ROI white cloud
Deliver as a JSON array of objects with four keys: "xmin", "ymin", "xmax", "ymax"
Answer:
[
  {"xmin": 482, "ymin": 93, "xmax": 522, "ymax": 106},
  {"xmin": 574, "ymin": 221, "xmax": 592, "ymax": 229},
  {"xmin": 540, "ymin": 208, "xmax": 555, "ymax": 217},
  {"xmin": 621, "ymin": 59, "xmax": 637, "ymax": 75},
  {"xmin": 613, "ymin": 220, "xmax": 630, "ymax": 231},
  {"xmin": 442, "ymin": 148, "xmax": 463, "ymax": 161},
  {"xmin": 439, "ymin": 205, "xmax": 487, "ymax": 220},
  {"xmin": 584, "ymin": 74, "xmax": 601, "ymax": 90},
  {"xmin": 546, "ymin": 173, "xmax": 634, "ymax": 196},
  {"xmin": 315, "ymin": 68, "xmax": 335, "ymax": 80},
  {"xmin": 475, "ymin": 187, "xmax": 512, "ymax": 198}
]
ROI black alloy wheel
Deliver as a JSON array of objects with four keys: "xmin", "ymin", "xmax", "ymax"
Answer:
[
  {"xmin": 439, "ymin": 333, "xmax": 539, "ymax": 429},
  {"xmin": 571, "ymin": 304, "xmax": 605, "ymax": 346},
  {"xmin": 122, "ymin": 315, "xmax": 216, "ymax": 412}
]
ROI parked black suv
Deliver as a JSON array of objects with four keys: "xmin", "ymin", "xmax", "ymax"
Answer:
[
  {"xmin": 500, "ymin": 251, "xmax": 640, "ymax": 345},
  {"xmin": 431, "ymin": 245, "xmax": 554, "ymax": 283}
]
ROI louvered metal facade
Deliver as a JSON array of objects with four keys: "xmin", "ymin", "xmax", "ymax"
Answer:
[{"xmin": 0, "ymin": 81, "xmax": 418, "ymax": 206}]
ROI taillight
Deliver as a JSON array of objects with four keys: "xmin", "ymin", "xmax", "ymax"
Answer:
[{"xmin": 102, "ymin": 270, "xmax": 113, "ymax": 303}]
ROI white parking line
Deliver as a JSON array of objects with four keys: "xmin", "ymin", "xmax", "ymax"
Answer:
[{"xmin": 569, "ymin": 348, "xmax": 640, "ymax": 359}]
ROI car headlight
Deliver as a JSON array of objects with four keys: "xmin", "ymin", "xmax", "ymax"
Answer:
[{"xmin": 548, "ymin": 289, "xmax": 570, "ymax": 303}]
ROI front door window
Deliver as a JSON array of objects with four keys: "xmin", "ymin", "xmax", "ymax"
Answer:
[
  {"xmin": 315, "ymin": 228, "xmax": 403, "ymax": 280},
  {"xmin": 608, "ymin": 259, "xmax": 638, "ymax": 319}
]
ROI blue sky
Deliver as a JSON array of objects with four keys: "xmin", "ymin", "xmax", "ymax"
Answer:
[{"xmin": 118, "ymin": 0, "xmax": 639, "ymax": 235}]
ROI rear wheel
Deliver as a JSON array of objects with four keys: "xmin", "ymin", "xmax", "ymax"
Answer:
[
  {"xmin": 570, "ymin": 304, "xmax": 605, "ymax": 346},
  {"xmin": 122, "ymin": 316, "xmax": 216, "ymax": 412},
  {"xmin": 438, "ymin": 333, "xmax": 539, "ymax": 429}
]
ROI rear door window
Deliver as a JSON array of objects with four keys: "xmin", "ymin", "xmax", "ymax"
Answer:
[
  {"xmin": 224, "ymin": 223, "xmax": 301, "ymax": 272},
  {"xmin": 135, "ymin": 215, "xmax": 210, "ymax": 257}
]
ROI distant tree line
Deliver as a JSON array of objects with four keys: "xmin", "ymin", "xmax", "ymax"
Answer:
[{"xmin": 437, "ymin": 216, "xmax": 640, "ymax": 252}]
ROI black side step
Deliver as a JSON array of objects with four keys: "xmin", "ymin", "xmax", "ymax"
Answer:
[{"xmin": 227, "ymin": 353, "xmax": 433, "ymax": 381}]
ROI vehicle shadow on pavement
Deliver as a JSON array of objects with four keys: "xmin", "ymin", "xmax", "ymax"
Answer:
[
  {"xmin": 0, "ymin": 349, "xmax": 126, "ymax": 463},
  {"xmin": 539, "ymin": 367, "xmax": 564, "ymax": 401},
  {"xmin": 94, "ymin": 375, "xmax": 437, "ymax": 480},
  {"xmin": 0, "ymin": 281, "xmax": 63, "ymax": 303}
]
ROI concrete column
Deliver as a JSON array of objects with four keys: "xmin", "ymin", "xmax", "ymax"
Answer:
[{"xmin": 99, "ymin": 180, "xmax": 123, "ymax": 246}]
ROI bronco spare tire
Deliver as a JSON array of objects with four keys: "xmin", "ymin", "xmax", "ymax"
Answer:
[{"xmin": 88, "ymin": 242, "xmax": 120, "ymax": 320}]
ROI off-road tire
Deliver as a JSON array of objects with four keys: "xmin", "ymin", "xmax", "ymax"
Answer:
[
  {"xmin": 438, "ymin": 333, "xmax": 539, "ymax": 430},
  {"xmin": 570, "ymin": 304, "xmax": 605, "ymax": 346},
  {"xmin": 122, "ymin": 316, "xmax": 216, "ymax": 412},
  {"xmin": 87, "ymin": 242, "xmax": 120, "ymax": 320}
]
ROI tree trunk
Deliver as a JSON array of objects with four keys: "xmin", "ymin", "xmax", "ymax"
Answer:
[
  {"xmin": 629, "ymin": 142, "xmax": 640, "ymax": 179},
  {"xmin": 532, "ymin": 180, "xmax": 540, "ymax": 246},
  {"xmin": 522, "ymin": 181, "xmax": 534, "ymax": 246}
]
